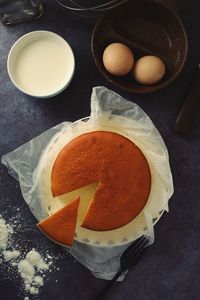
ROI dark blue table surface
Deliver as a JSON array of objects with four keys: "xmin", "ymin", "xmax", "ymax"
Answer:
[{"xmin": 0, "ymin": 1, "xmax": 200, "ymax": 299}]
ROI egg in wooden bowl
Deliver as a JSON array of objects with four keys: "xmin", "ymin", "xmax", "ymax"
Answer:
[{"xmin": 91, "ymin": 0, "xmax": 188, "ymax": 93}]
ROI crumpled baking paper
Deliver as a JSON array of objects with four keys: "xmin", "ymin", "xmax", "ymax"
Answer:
[{"xmin": 1, "ymin": 86, "xmax": 173, "ymax": 280}]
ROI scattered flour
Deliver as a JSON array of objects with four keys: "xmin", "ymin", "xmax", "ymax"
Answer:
[
  {"xmin": 26, "ymin": 249, "xmax": 49, "ymax": 270},
  {"xmin": 34, "ymin": 276, "xmax": 44, "ymax": 286},
  {"xmin": 3, "ymin": 250, "xmax": 21, "ymax": 261},
  {"xmin": 18, "ymin": 259, "xmax": 35, "ymax": 284},
  {"xmin": 29, "ymin": 286, "xmax": 39, "ymax": 295},
  {"xmin": 0, "ymin": 218, "xmax": 13, "ymax": 250},
  {"xmin": 0, "ymin": 216, "xmax": 54, "ymax": 298}
]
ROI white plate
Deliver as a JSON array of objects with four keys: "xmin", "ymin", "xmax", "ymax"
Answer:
[{"xmin": 36, "ymin": 117, "xmax": 165, "ymax": 247}]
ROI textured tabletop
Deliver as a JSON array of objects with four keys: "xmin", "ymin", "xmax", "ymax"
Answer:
[{"xmin": 0, "ymin": 0, "xmax": 200, "ymax": 299}]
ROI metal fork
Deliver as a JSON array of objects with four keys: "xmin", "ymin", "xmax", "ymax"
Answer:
[{"xmin": 95, "ymin": 235, "xmax": 150, "ymax": 300}]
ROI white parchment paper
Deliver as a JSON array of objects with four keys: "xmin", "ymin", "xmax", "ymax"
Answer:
[{"xmin": 1, "ymin": 86, "xmax": 173, "ymax": 280}]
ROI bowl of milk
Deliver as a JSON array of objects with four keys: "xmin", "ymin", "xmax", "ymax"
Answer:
[{"xmin": 7, "ymin": 31, "xmax": 75, "ymax": 98}]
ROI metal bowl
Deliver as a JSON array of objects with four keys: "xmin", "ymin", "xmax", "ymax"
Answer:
[{"xmin": 56, "ymin": 0, "xmax": 128, "ymax": 18}]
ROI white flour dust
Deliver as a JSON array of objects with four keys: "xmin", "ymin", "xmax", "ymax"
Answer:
[
  {"xmin": 3, "ymin": 250, "xmax": 21, "ymax": 261},
  {"xmin": 0, "ymin": 218, "xmax": 13, "ymax": 250},
  {"xmin": 0, "ymin": 215, "xmax": 55, "ymax": 299}
]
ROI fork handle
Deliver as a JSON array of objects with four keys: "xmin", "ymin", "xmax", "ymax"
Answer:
[{"xmin": 94, "ymin": 269, "xmax": 123, "ymax": 300}]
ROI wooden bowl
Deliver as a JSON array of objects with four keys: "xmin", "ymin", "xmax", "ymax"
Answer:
[{"xmin": 91, "ymin": 0, "xmax": 188, "ymax": 93}]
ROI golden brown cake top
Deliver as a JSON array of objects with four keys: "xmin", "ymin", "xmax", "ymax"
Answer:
[{"xmin": 51, "ymin": 131, "xmax": 151, "ymax": 231}]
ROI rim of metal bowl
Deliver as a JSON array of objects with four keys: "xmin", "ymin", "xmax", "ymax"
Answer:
[{"xmin": 56, "ymin": 0, "xmax": 128, "ymax": 14}]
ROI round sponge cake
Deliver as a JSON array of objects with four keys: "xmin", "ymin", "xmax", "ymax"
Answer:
[{"xmin": 51, "ymin": 131, "xmax": 151, "ymax": 231}]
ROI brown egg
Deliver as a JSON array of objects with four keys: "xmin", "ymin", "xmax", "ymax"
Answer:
[
  {"xmin": 133, "ymin": 55, "xmax": 166, "ymax": 85},
  {"xmin": 103, "ymin": 43, "xmax": 134, "ymax": 76}
]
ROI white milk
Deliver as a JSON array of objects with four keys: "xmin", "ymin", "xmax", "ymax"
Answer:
[{"xmin": 14, "ymin": 37, "xmax": 70, "ymax": 96}]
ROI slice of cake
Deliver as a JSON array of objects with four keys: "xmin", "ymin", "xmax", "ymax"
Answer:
[
  {"xmin": 37, "ymin": 197, "xmax": 80, "ymax": 246},
  {"xmin": 51, "ymin": 131, "xmax": 151, "ymax": 231}
]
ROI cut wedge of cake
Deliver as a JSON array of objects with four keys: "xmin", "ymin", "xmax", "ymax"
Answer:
[{"xmin": 37, "ymin": 197, "xmax": 80, "ymax": 246}]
